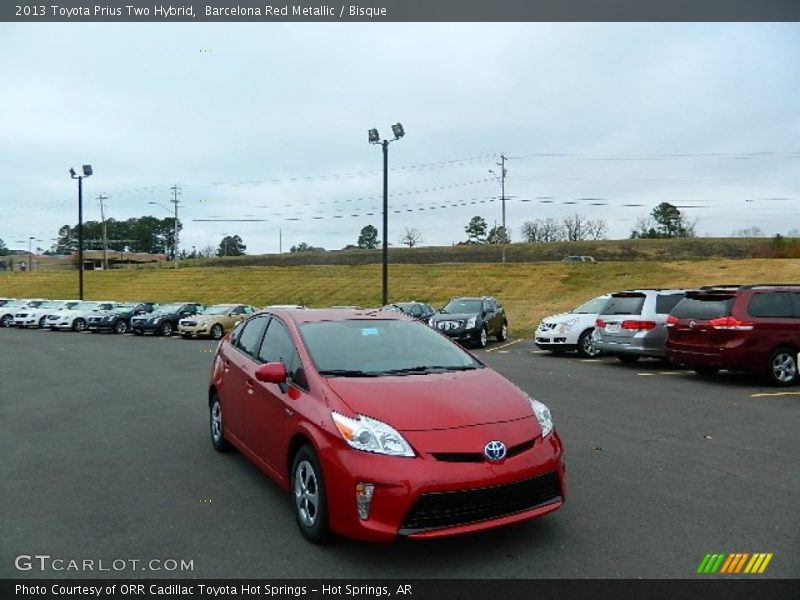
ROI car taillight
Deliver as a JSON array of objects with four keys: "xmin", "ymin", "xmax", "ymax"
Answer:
[
  {"xmin": 621, "ymin": 320, "xmax": 657, "ymax": 331},
  {"xmin": 595, "ymin": 319, "xmax": 606, "ymax": 328},
  {"xmin": 665, "ymin": 315, "xmax": 679, "ymax": 328},
  {"xmin": 708, "ymin": 316, "xmax": 754, "ymax": 331}
]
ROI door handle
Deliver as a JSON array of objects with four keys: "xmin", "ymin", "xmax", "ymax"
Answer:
[{"xmin": 245, "ymin": 378, "xmax": 255, "ymax": 394}]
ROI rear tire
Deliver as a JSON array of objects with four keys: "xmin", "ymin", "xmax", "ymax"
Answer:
[
  {"xmin": 765, "ymin": 347, "xmax": 798, "ymax": 387},
  {"xmin": 0, "ymin": 315, "xmax": 12, "ymax": 327},
  {"xmin": 617, "ymin": 354, "xmax": 640, "ymax": 364},
  {"xmin": 291, "ymin": 446, "xmax": 330, "ymax": 543},
  {"xmin": 114, "ymin": 320, "xmax": 128, "ymax": 334},
  {"xmin": 73, "ymin": 318, "xmax": 87, "ymax": 332},
  {"xmin": 39, "ymin": 316, "xmax": 47, "ymax": 328},
  {"xmin": 577, "ymin": 329, "xmax": 601, "ymax": 358}
]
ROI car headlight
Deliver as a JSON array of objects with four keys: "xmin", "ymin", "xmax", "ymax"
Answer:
[
  {"xmin": 465, "ymin": 316, "xmax": 477, "ymax": 329},
  {"xmin": 331, "ymin": 412, "xmax": 415, "ymax": 457},
  {"xmin": 200, "ymin": 320, "xmax": 210, "ymax": 327},
  {"xmin": 151, "ymin": 317, "xmax": 161, "ymax": 324},
  {"xmin": 428, "ymin": 318, "xmax": 434, "ymax": 327},
  {"xmin": 528, "ymin": 397, "xmax": 553, "ymax": 437}
]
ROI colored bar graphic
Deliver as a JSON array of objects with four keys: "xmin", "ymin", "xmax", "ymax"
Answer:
[{"xmin": 698, "ymin": 552, "xmax": 774, "ymax": 575}]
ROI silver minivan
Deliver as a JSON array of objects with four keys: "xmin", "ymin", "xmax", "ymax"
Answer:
[{"xmin": 593, "ymin": 289, "xmax": 686, "ymax": 362}]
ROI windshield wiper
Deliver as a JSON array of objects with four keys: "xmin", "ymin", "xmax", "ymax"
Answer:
[
  {"xmin": 318, "ymin": 369, "xmax": 379, "ymax": 378},
  {"xmin": 383, "ymin": 365, "xmax": 478, "ymax": 375}
]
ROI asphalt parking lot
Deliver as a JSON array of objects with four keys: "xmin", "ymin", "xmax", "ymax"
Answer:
[{"xmin": 1, "ymin": 329, "xmax": 797, "ymax": 579}]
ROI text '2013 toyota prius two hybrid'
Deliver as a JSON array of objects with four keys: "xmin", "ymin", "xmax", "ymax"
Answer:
[{"xmin": 208, "ymin": 308, "xmax": 566, "ymax": 542}]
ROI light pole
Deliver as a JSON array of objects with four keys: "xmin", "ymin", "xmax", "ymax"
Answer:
[
  {"xmin": 149, "ymin": 189, "xmax": 180, "ymax": 268},
  {"xmin": 70, "ymin": 165, "xmax": 92, "ymax": 299},
  {"xmin": 368, "ymin": 123, "xmax": 405, "ymax": 306},
  {"xmin": 97, "ymin": 194, "xmax": 109, "ymax": 270}
]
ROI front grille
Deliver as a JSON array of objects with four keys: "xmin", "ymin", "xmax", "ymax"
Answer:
[
  {"xmin": 182, "ymin": 321, "xmax": 197, "ymax": 327},
  {"xmin": 47, "ymin": 315, "xmax": 59, "ymax": 321},
  {"xmin": 88, "ymin": 317, "xmax": 102, "ymax": 323},
  {"xmin": 15, "ymin": 313, "xmax": 28, "ymax": 318},
  {"xmin": 436, "ymin": 320, "xmax": 464, "ymax": 332},
  {"xmin": 400, "ymin": 470, "xmax": 561, "ymax": 534},
  {"xmin": 539, "ymin": 322, "xmax": 556, "ymax": 331},
  {"xmin": 131, "ymin": 318, "xmax": 147, "ymax": 326},
  {"xmin": 431, "ymin": 439, "xmax": 536, "ymax": 463}
]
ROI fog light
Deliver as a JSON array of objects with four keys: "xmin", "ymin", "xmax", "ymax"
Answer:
[{"xmin": 355, "ymin": 483, "xmax": 375, "ymax": 520}]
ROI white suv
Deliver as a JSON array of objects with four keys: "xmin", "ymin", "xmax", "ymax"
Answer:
[
  {"xmin": 45, "ymin": 301, "xmax": 117, "ymax": 331},
  {"xmin": 535, "ymin": 294, "xmax": 610, "ymax": 357}
]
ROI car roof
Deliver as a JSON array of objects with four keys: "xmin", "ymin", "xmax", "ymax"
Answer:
[{"xmin": 264, "ymin": 308, "xmax": 405, "ymax": 324}]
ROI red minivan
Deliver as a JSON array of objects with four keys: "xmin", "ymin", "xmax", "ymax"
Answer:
[
  {"xmin": 666, "ymin": 285, "xmax": 800, "ymax": 386},
  {"xmin": 208, "ymin": 308, "xmax": 565, "ymax": 542}
]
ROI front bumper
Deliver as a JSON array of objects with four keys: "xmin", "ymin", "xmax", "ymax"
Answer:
[
  {"xmin": 179, "ymin": 323, "xmax": 210, "ymax": 337},
  {"xmin": 13, "ymin": 317, "xmax": 38, "ymax": 327},
  {"xmin": 131, "ymin": 320, "xmax": 161, "ymax": 333},
  {"xmin": 320, "ymin": 429, "xmax": 566, "ymax": 542},
  {"xmin": 87, "ymin": 321, "xmax": 114, "ymax": 331},
  {"xmin": 433, "ymin": 326, "xmax": 482, "ymax": 344}
]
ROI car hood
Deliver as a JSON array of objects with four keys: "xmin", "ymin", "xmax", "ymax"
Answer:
[
  {"xmin": 324, "ymin": 368, "xmax": 534, "ymax": 432},
  {"xmin": 430, "ymin": 312, "xmax": 478, "ymax": 322}
]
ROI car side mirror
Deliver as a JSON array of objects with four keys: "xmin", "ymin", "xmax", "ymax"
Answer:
[{"xmin": 255, "ymin": 362, "xmax": 287, "ymax": 385}]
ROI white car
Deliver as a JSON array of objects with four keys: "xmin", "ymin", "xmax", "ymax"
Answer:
[
  {"xmin": 13, "ymin": 300, "xmax": 80, "ymax": 328},
  {"xmin": 534, "ymin": 294, "xmax": 610, "ymax": 358},
  {"xmin": 45, "ymin": 301, "xmax": 117, "ymax": 332}
]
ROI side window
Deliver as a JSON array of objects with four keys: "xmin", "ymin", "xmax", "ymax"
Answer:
[
  {"xmin": 231, "ymin": 306, "xmax": 246, "ymax": 315},
  {"xmin": 410, "ymin": 304, "xmax": 422, "ymax": 317},
  {"xmin": 748, "ymin": 293, "xmax": 794, "ymax": 318},
  {"xmin": 655, "ymin": 294, "xmax": 684, "ymax": 314},
  {"xmin": 234, "ymin": 316, "xmax": 269, "ymax": 358},
  {"xmin": 258, "ymin": 319, "xmax": 308, "ymax": 390},
  {"xmin": 794, "ymin": 294, "xmax": 800, "ymax": 318}
]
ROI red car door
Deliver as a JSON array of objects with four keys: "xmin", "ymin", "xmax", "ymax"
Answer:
[
  {"xmin": 221, "ymin": 315, "xmax": 270, "ymax": 448},
  {"xmin": 248, "ymin": 317, "xmax": 310, "ymax": 474}
]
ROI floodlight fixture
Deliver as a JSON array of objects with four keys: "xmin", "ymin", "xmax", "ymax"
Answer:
[
  {"xmin": 82, "ymin": 165, "xmax": 93, "ymax": 177},
  {"xmin": 368, "ymin": 128, "xmax": 380, "ymax": 144},
  {"xmin": 69, "ymin": 168, "xmax": 77, "ymax": 178},
  {"xmin": 391, "ymin": 123, "xmax": 405, "ymax": 140}
]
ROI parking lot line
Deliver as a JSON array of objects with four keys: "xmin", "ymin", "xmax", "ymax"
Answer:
[
  {"xmin": 486, "ymin": 339, "xmax": 523, "ymax": 353},
  {"xmin": 750, "ymin": 391, "xmax": 800, "ymax": 397},
  {"xmin": 637, "ymin": 373, "xmax": 656, "ymax": 376}
]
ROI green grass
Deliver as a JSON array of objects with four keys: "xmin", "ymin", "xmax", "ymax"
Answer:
[{"xmin": 2, "ymin": 259, "xmax": 799, "ymax": 336}]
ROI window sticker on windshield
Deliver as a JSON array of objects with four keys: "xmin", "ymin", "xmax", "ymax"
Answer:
[{"xmin": 361, "ymin": 328, "xmax": 379, "ymax": 336}]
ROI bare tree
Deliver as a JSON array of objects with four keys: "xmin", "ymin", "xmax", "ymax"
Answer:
[
  {"xmin": 586, "ymin": 219, "xmax": 608, "ymax": 240},
  {"xmin": 563, "ymin": 213, "xmax": 585, "ymax": 242},
  {"xmin": 520, "ymin": 218, "xmax": 565, "ymax": 243},
  {"xmin": 197, "ymin": 244, "xmax": 216, "ymax": 258},
  {"xmin": 731, "ymin": 226, "xmax": 765, "ymax": 238},
  {"xmin": 520, "ymin": 220, "xmax": 543, "ymax": 243},
  {"xmin": 399, "ymin": 227, "xmax": 423, "ymax": 248}
]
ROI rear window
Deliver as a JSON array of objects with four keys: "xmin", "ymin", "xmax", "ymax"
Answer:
[
  {"xmin": 600, "ymin": 295, "xmax": 645, "ymax": 316},
  {"xmin": 655, "ymin": 293, "xmax": 686, "ymax": 314},
  {"xmin": 671, "ymin": 296, "xmax": 734, "ymax": 320},
  {"xmin": 747, "ymin": 293, "xmax": 794, "ymax": 318}
]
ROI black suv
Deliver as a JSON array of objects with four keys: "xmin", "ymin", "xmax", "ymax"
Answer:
[
  {"xmin": 130, "ymin": 302, "xmax": 205, "ymax": 336},
  {"xmin": 429, "ymin": 296, "xmax": 508, "ymax": 348},
  {"xmin": 87, "ymin": 302, "xmax": 158, "ymax": 334}
]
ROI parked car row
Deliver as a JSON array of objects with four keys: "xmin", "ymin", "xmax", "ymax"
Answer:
[
  {"xmin": 0, "ymin": 298, "xmax": 258, "ymax": 341},
  {"xmin": 535, "ymin": 284, "xmax": 800, "ymax": 386}
]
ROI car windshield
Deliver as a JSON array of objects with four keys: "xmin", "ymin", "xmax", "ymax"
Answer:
[
  {"xmin": 441, "ymin": 299, "xmax": 483, "ymax": 314},
  {"xmin": 154, "ymin": 303, "xmax": 185, "ymax": 314},
  {"xmin": 672, "ymin": 296, "xmax": 734, "ymax": 320},
  {"xmin": 27, "ymin": 300, "xmax": 46, "ymax": 308},
  {"xmin": 37, "ymin": 301, "xmax": 64, "ymax": 309},
  {"xmin": 4, "ymin": 301, "xmax": 26, "ymax": 308},
  {"xmin": 600, "ymin": 294, "xmax": 646, "ymax": 316},
  {"xmin": 573, "ymin": 297, "xmax": 608, "ymax": 314},
  {"xmin": 112, "ymin": 303, "xmax": 137, "ymax": 312},
  {"xmin": 205, "ymin": 305, "xmax": 233, "ymax": 315},
  {"xmin": 299, "ymin": 319, "xmax": 481, "ymax": 376}
]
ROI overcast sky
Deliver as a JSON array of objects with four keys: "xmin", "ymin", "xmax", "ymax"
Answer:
[{"xmin": 1, "ymin": 22, "xmax": 798, "ymax": 254}]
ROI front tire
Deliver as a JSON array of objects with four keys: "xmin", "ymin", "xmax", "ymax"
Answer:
[
  {"xmin": 766, "ymin": 347, "xmax": 798, "ymax": 387},
  {"xmin": 291, "ymin": 446, "xmax": 330, "ymax": 543},
  {"xmin": 1, "ymin": 314, "xmax": 14, "ymax": 327},
  {"xmin": 114, "ymin": 320, "xmax": 128, "ymax": 334},
  {"xmin": 39, "ymin": 316, "xmax": 47, "ymax": 328},
  {"xmin": 209, "ymin": 395, "xmax": 230, "ymax": 452},
  {"xmin": 577, "ymin": 329, "xmax": 601, "ymax": 358},
  {"xmin": 476, "ymin": 326, "xmax": 488, "ymax": 349},
  {"xmin": 210, "ymin": 324, "xmax": 224, "ymax": 340},
  {"xmin": 496, "ymin": 321, "xmax": 508, "ymax": 342},
  {"xmin": 159, "ymin": 321, "xmax": 173, "ymax": 336},
  {"xmin": 73, "ymin": 318, "xmax": 87, "ymax": 332}
]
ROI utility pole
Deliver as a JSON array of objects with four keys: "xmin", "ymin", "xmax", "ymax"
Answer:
[
  {"xmin": 98, "ymin": 194, "xmax": 109, "ymax": 270},
  {"xmin": 499, "ymin": 154, "xmax": 507, "ymax": 232},
  {"xmin": 279, "ymin": 227, "xmax": 282, "ymax": 254},
  {"xmin": 170, "ymin": 184, "xmax": 181, "ymax": 269}
]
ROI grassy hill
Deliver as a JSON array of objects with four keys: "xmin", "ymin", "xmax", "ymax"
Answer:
[{"xmin": 3, "ymin": 259, "xmax": 799, "ymax": 336}]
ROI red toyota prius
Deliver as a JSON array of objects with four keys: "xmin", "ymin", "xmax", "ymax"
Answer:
[{"xmin": 208, "ymin": 308, "xmax": 566, "ymax": 542}]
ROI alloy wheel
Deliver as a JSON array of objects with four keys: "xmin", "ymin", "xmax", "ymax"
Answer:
[
  {"xmin": 210, "ymin": 400, "xmax": 222, "ymax": 443},
  {"xmin": 772, "ymin": 352, "xmax": 797, "ymax": 384},
  {"xmin": 115, "ymin": 320, "xmax": 128, "ymax": 334},
  {"xmin": 294, "ymin": 460, "xmax": 319, "ymax": 527}
]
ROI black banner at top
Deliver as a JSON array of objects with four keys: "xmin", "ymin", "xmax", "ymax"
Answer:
[{"xmin": 4, "ymin": 0, "xmax": 800, "ymax": 23}]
